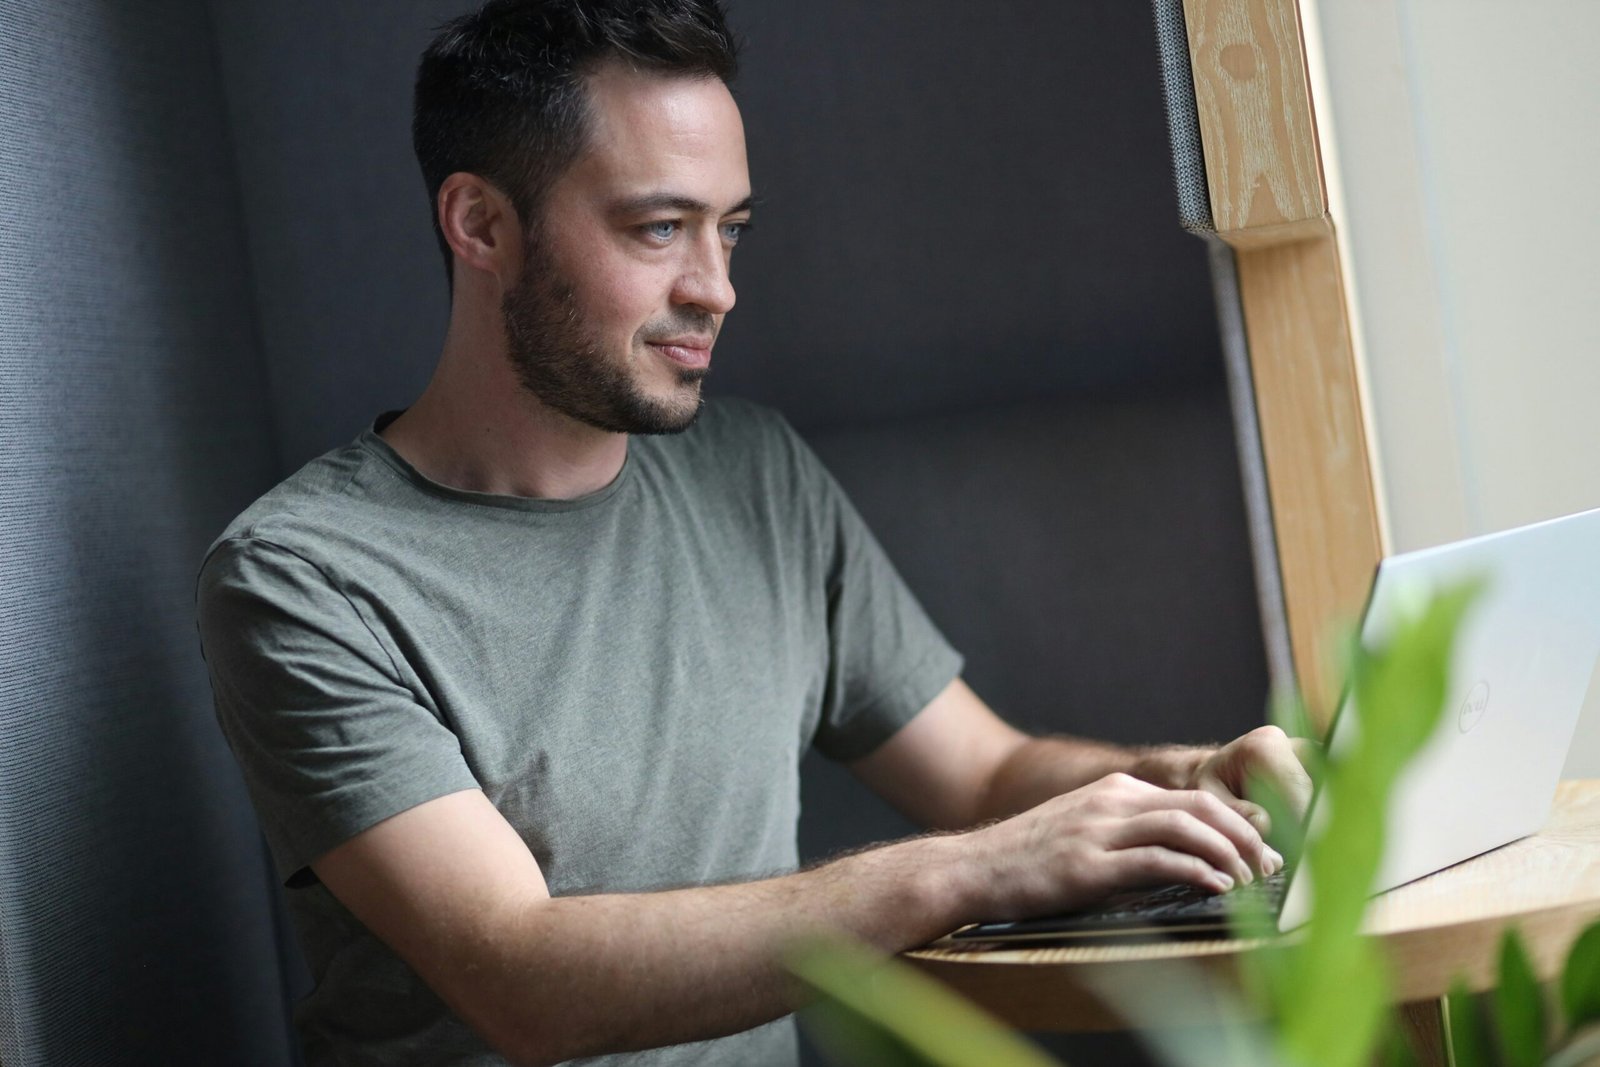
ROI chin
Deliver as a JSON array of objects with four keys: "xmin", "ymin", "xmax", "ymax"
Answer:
[
  {"xmin": 639, "ymin": 389, "xmax": 705, "ymax": 436},
  {"xmin": 599, "ymin": 369, "xmax": 700, "ymax": 436}
]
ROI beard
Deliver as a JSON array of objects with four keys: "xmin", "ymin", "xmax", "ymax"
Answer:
[{"xmin": 500, "ymin": 237, "xmax": 712, "ymax": 436}]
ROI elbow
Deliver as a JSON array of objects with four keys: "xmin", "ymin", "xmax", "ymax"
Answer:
[
  {"xmin": 477, "ymin": 1014, "xmax": 569, "ymax": 1067},
  {"xmin": 488, "ymin": 1000, "xmax": 642, "ymax": 1067},
  {"xmin": 970, "ymin": 735, "xmax": 1036, "ymax": 826},
  {"xmin": 447, "ymin": 981, "xmax": 577, "ymax": 1067}
]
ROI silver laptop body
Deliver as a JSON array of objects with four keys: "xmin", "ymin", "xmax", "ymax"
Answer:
[{"xmin": 1277, "ymin": 503, "xmax": 1600, "ymax": 930}]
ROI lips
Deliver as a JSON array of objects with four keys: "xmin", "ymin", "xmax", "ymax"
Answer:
[{"xmin": 647, "ymin": 337, "xmax": 714, "ymax": 369}]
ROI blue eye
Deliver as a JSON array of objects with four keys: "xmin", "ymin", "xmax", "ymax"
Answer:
[
  {"xmin": 721, "ymin": 221, "xmax": 751, "ymax": 245},
  {"xmin": 643, "ymin": 220, "xmax": 679, "ymax": 241}
]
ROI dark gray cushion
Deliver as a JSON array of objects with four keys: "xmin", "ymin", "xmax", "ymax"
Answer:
[{"xmin": 798, "ymin": 387, "xmax": 1268, "ymax": 857}]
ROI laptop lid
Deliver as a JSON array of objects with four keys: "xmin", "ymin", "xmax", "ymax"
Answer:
[{"xmin": 1277, "ymin": 505, "xmax": 1600, "ymax": 931}]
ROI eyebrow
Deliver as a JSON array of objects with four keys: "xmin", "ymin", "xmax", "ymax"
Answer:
[{"xmin": 607, "ymin": 192, "xmax": 756, "ymax": 217}]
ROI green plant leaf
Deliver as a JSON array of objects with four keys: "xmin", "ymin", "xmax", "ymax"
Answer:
[
  {"xmin": 788, "ymin": 936, "xmax": 1064, "ymax": 1067},
  {"xmin": 1243, "ymin": 768, "xmax": 1308, "ymax": 885},
  {"xmin": 1445, "ymin": 980, "xmax": 1492, "ymax": 1067},
  {"xmin": 1376, "ymin": 1009, "xmax": 1421, "ymax": 1067},
  {"xmin": 1493, "ymin": 929, "xmax": 1546, "ymax": 1067},
  {"xmin": 1269, "ymin": 683, "xmax": 1317, "ymax": 744},
  {"xmin": 801, "ymin": 995, "xmax": 937, "ymax": 1067},
  {"xmin": 1246, "ymin": 581, "xmax": 1485, "ymax": 1067},
  {"xmin": 1560, "ymin": 919, "xmax": 1600, "ymax": 1029},
  {"xmin": 1277, "ymin": 936, "xmax": 1389, "ymax": 1067}
]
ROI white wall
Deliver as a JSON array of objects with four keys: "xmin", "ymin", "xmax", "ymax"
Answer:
[{"xmin": 1303, "ymin": 0, "xmax": 1600, "ymax": 774}]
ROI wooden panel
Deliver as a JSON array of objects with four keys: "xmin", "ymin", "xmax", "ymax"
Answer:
[
  {"xmin": 1182, "ymin": 0, "xmax": 1326, "ymax": 232},
  {"xmin": 1181, "ymin": 0, "xmax": 1380, "ymax": 731},
  {"xmin": 1232, "ymin": 221, "xmax": 1381, "ymax": 727},
  {"xmin": 1395, "ymin": 999, "xmax": 1450, "ymax": 1067}
]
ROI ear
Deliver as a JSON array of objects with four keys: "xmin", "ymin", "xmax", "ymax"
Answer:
[{"xmin": 436, "ymin": 173, "xmax": 523, "ymax": 288}]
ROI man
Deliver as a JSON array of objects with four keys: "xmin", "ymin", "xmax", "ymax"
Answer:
[{"xmin": 196, "ymin": 2, "xmax": 1313, "ymax": 1065}]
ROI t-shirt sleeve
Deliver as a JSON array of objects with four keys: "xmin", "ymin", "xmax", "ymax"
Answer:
[
  {"xmin": 772, "ymin": 417, "xmax": 965, "ymax": 762},
  {"xmin": 196, "ymin": 536, "xmax": 481, "ymax": 888}
]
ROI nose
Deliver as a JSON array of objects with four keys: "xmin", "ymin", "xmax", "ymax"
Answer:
[{"xmin": 672, "ymin": 231, "xmax": 736, "ymax": 316}]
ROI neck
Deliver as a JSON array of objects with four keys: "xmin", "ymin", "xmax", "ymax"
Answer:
[{"xmin": 380, "ymin": 304, "xmax": 628, "ymax": 501}]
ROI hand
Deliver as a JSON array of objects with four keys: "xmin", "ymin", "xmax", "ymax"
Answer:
[
  {"xmin": 964, "ymin": 772, "xmax": 1283, "ymax": 922},
  {"xmin": 1189, "ymin": 725, "xmax": 1316, "ymax": 839}
]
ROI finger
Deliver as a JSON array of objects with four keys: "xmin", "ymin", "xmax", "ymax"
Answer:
[
  {"xmin": 1088, "ymin": 774, "xmax": 1281, "ymax": 875},
  {"xmin": 1106, "ymin": 845, "xmax": 1236, "ymax": 895},
  {"xmin": 1110, "ymin": 809, "xmax": 1254, "ymax": 887},
  {"xmin": 1195, "ymin": 772, "xmax": 1273, "ymax": 837},
  {"xmin": 1171, "ymin": 787, "xmax": 1282, "ymax": 876}
]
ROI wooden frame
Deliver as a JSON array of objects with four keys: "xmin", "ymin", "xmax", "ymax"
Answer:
[{"xmin": 1181, "ymin": 0, "xmax": 1382, "ymax": 732}]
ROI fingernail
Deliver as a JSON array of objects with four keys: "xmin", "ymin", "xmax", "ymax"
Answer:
[
  {"xmin": 1266, "ymin": 848, "xmax": 1285, "ymax": 874},
  {"xmin": 1212, "ymin": 872, "xmax": 1235, "ymax": 893}
]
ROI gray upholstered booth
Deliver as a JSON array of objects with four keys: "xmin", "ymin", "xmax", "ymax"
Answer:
[{"xmin": 0, "ymin": 2, "xmax": 1264, "ymax": 1065}]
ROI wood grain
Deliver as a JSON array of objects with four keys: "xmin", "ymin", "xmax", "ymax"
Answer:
[
  {"xmin": 1395, "ymin": 998, "xmax": 1450, "ymax": 1067},
  {"xmin": 906, "ymin": 780, "xmax": 1600, "ymax": 1033},
  {"xmin": 1181, "ymin": 0, "xmax": 1325, "ymax": 232},
  {"xmin": 1234, "ymin": 220, "xmax": 1382, "ymax": 728}
]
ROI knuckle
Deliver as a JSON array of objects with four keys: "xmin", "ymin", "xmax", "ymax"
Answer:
[{"xmin": 1240, "ymin": 737, "xmax": 1271, "ymax": 760}]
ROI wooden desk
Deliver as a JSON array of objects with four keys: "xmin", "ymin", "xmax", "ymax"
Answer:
[{"xmin": 906, "ymin": 780, "xmax": 1600, "ymax": 1063}]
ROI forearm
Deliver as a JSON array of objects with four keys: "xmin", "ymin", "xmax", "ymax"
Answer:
[
  {"xmin": 976, "ymin": 734, "xmax": 1214, "ymax": 823},
  {"xmin": 476, "ymin": 834, "xmax": 974, "ymax": 1065}
]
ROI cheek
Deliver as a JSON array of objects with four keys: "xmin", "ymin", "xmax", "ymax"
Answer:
[{"xmin": 585, "ymin": 263, "xmax": 666, "ymax": 339}]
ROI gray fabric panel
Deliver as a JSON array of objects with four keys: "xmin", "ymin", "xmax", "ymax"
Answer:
[
  {"xmin": 1151, "ymin": 0, "xmax": 1216, "ymax": 233},
  {"xmin": 797, "ymin": 391, "xmax": 1264, "ymax": 1067},
  {"xmin": 1150, "ymin": 1, "xmax": 1287, "ymax": 699},
  {"xmin": 1205, "ymin": 237, "xmax": 1297, "ymax": 697},
  {"xmin": 0, "ymin": 1, "xmax": 295, "ymax": 1063},
  {"xmin": 797, "ymin": 387, "xmax": 1269, "ymax": 865},
  {"xmin": 207, "ymin": 0, "xmax": 1226, "ymax": 465}
]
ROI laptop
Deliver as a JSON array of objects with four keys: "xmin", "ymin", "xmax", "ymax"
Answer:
[{"xmin": 952, "ymin": 504, "xmax": 1600, "ymax": 944}]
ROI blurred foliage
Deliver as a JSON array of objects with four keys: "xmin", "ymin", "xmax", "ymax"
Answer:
[
  {"xmin": 788, "ymin": 935, "xmax": 1059, "ymax": 1067},
  {"xmin": 1234, "ymin": 579, "xmax": 1483, "ymax": 1067}
]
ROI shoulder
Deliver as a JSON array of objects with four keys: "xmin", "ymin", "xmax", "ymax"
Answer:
[{"xmin": 198, "ymin": 436, "xmax": 378, "ymax": 585}]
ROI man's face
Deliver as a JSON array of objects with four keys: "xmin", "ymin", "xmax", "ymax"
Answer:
[{"xmin": 502, "ymin": 62, "xmax": 752, "ymax": 435}]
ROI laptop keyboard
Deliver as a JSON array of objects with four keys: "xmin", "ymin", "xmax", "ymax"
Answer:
[
  {"xmin": 951, "ymin": 868, "xmax": 1292, "ymax": 940},
  {"xmin": 1089, "ymin": 868, "xmax": 1290, "ymax": 924}
]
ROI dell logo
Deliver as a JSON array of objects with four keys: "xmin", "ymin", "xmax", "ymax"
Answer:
[{"xmin": 1459, "ymin": 681, "xmax": 1491, "ymax": 733}]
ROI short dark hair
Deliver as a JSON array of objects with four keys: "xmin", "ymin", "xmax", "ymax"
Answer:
[{"xmin": 412, "ymin": 0, "xmax": 739, "ymax": 286}]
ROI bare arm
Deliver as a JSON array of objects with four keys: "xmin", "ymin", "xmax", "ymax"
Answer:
[
  {"xmin": 315, "ymin": 788, "xmax": 969, "ymax": 1066},
  {"xmin": 977, "ymin": 735, "xmax": 1211, "ymax": 821},
  {"xmin": 315, "ymin": 774, "xmax": 1266, "ymax": 1065},
  {"xmin": 847, "ymin": 678, "xmax": 1211, "ymax": 827},
  {"xmin": 851, "ymin": 678, "xmax": 1312, "ymax": 841}
]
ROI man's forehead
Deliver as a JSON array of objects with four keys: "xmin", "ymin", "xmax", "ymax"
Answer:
[
  {"xmin": 582, "ymin": 61, "xmax": 740, "ymax": 129},
  {"xmin": 569, "ymin": 63, "xmax": 748, "ymax": 199}
]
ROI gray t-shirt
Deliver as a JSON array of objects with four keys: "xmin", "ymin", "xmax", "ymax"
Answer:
[{"xmin": 196, "ymin": 398, "xmax": 962, "ymax": 1067}]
